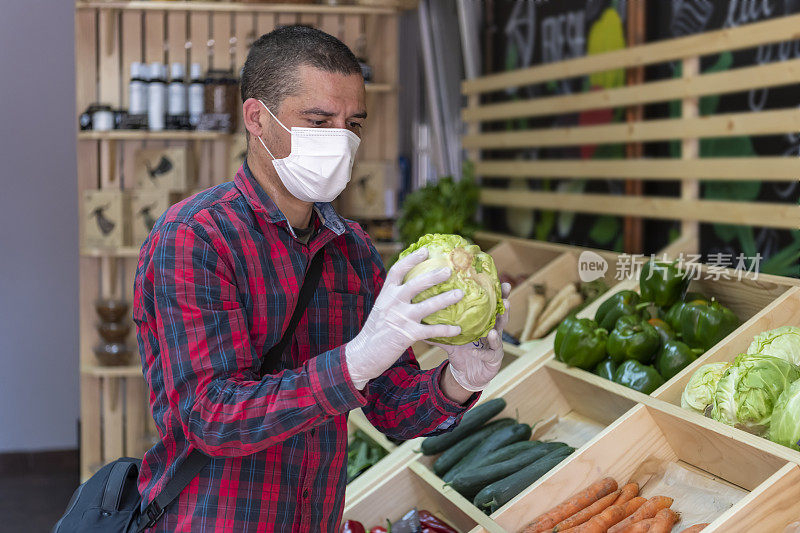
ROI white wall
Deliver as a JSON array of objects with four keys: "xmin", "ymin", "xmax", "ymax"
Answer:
[{"xmin": 0, "ymin": 0, "xmax": 79, "ymax": 451}]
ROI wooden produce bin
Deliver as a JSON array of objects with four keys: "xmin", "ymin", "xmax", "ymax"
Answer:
[
  {"xmin": 654, "ymin": 286, "xmax": 800, "ymax": 463},
  {"xmin": 344, "ymin": 460, "xmax": 496, "ymax": 532},
  {"xmin": 383, "ymin": 360, "xmax": 639, "ymax": 527},
  {"xmin": 551, "ymin": 264, "xmax": 798, "ymax": 404},
  {"xmin": 708, "ymin": 463, "xmax": 800, "ymax": 532},
  {"xmin": 485, "ymin": 403, "xmax": 791, "ymax": 532}
]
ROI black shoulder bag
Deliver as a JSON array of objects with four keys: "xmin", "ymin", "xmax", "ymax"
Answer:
[{"xmin": 53, "ymin": 250, "xmax": 325, "ymax": 533}]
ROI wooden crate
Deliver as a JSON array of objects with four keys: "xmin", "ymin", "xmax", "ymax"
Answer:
[{"xmin": 484, "ymin": 404, "xmax": 791, "ymax": 532}]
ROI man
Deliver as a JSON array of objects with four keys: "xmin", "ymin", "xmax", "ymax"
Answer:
[{"xmin": 133, "ymin": 25, "xmax": 509, "ymax": 532}]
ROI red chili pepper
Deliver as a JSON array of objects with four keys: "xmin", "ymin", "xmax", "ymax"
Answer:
[
  {"xmin": 341, "ymin": 520, "xmax": 366, "ymax": 533},
  {"xmin": 418, "ymin": 510, "xmax": 458, "ymax": 533},
  {"xmin": 369, "ymin": 528, "xmax": 387, "ymax": 533}
]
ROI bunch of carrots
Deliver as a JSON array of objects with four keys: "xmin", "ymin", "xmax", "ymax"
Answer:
[{"xmin": 519, "ymin": 478, "xmax": 708, "ymax": 533}]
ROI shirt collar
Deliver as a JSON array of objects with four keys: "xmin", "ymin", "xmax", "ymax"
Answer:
[{"xmin": 235, "ymin": 160, "xmax": 349, "ymax": 237}]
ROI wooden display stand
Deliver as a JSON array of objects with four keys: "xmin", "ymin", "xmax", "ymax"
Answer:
[
  {"xmin": 343, "ymin": 14, "xmax": 800, "ymax": 532},
  {"xmin": 75, "ymin": 0, "xmax": 401, "ymax": 480}
]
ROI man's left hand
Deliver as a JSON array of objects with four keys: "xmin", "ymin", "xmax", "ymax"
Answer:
[{"xmin": 434, "ymin": 282, "xmax": 511, "ymax": 395}]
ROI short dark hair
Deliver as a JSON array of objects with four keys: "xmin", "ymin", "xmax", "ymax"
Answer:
[{"xmin": 241, "ymin": 25, "xmax": 362, "ymax": 111}]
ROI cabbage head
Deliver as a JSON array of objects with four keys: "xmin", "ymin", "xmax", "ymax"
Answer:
[
  {"xmin": 681, "ymin": 362, "xmax": 730, "ymax": 414},
  {"xmin": 711, "ymin": 353, "xmax": 800, "ymax": 435},
  {"xmin": 399, "ymin": 233, "xmax": 504, "ymax": 345},
  {"xmin": 748, "ymin": 326, "xmax": 800, "ymax": 366},
  {"xmin": 769, "ymin": 378, "xmax": 800, "ymax": 451}
]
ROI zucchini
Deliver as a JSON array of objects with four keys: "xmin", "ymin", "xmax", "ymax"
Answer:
[
  {"xmin": 443, "ymin": 423, "xmax": 532, "ymax": 483},
  {"xmin": 472, "ymin": 441, "xmax": 541, "ymax": 469},
  {"xmin": 450, "ymin": 442, "xmax": 569, "ymax": 498},
  {"xmin": 432, "ymin": 418, "xmax": 515, "ymax": 477},
  {"xmin": 421, "ymin": 398, "xmax": 507, "ymax": 455},
  {"xmin": 473, "ymin": 446, "xmax": 574, "ymax": 511}
]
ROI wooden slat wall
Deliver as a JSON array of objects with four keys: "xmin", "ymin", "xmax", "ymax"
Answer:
[
  {"xmin": 77, "ymin": 4, "xmax": 399, "ymax": 478},
  {"xmin": 462, "ymin": 14, "xmax": 800, "ymax": 235}
]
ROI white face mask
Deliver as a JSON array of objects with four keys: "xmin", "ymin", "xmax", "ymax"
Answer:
[{"xmin": 257, "ymin": 100, "xmax": 361, "ymax": 203}]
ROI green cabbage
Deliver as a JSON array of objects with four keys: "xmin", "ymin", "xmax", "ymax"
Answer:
[
  {"xmin": 711, "ymin": 353, "xmax": 800, "ymax": 435},
  {"xmin": 769, "ymin": 378, "xmax": 800, "ymax": 451},
  {"xmin": 681, "ymin": 362, "xmax": 730, "ymax": 414},
  {"xmin": 399, "ymin": 233, "xmax": 504, "ymax": 345},
  {"xmin": 748, "ymin": 326, "xmax": 800, "ymax": 366}
]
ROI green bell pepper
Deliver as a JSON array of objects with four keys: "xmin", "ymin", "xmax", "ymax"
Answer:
[
  {"xmin": 664, "ymin": 294, "xmax": 709, "ymax": 332},
  {"xmin": 647, "ymin": 318, "xmax": 675, "ymax": 345},
  {"xmin": 594, "ymin": 358, "xmax": 617, "ymax": 381},
  {"xmin": 613, "ymin": 360, "xmax": 665, "ymax": 394},
  {"xmin": 639, "ymin": 260, "xmax": 690, "ymax": 308},
  {"xmin": 594, "ymin": 290, "xmax": 649, "ymax": 330},
  {"xmin": 655, "ymin": 339, "xmax": 703, "ymax": 380},
  {"xmin": 607, "ymin": 315, "xmax": 660, "ymax": 365},
  {"xmin": 680, "ymin": 299, "xmax": 740, "ymax": 351},
  {"xmin": 554, "ymin": 316, "xmax": 608, "ymax": 370}
]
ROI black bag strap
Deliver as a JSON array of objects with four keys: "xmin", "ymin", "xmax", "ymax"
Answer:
[
  {"xmin": 137, "ymin": 249, "xmax": 326, "ymax": 532},
  {"xmin": 101, "ymin": 460, "xmax": 138, "ymax": 514},
  {"xmin": 259, "ymin": 249, "xmax": 325, "ymax": 377}
]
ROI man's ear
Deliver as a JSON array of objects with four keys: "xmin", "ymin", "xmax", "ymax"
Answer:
[{"xmin": 242, "ymin": 98, "xmax": 265, "ymax": 138}]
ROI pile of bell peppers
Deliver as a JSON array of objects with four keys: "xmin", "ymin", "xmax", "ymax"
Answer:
[{"xmin": 554, "ymin": 260, "xmax": 740, "ymax": 394}]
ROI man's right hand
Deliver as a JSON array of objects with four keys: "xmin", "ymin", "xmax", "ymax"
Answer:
[{"xmin": 344, "ymin": 246, "xmax": 464, "ymax": 390}]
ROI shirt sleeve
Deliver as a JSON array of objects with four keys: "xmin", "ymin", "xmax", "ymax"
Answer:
[
  {"xmin": 358, "ymin": 241, "xmax": 478, "ymax": 440},
  {"xmin": 144, "ymin": 221, "xmax": 367, "ymax": 457}
]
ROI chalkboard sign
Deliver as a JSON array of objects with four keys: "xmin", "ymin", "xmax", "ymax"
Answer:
[
  {"xmin": 482, "ymin": 0, "xmax": 677, "ymax": 255},
  {"xmin": 480, "ymin": 0, "xmax": 798, "ymax": 277},
  {"xmin": 647, "ymin": 0, "xmax": 800, "ymax": 277}
]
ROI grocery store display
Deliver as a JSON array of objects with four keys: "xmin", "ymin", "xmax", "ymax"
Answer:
[
  {"xmin": 347, "ymin": 430, "xmax": 388, "ymax": 484},
  {"xmin": 520, "ymin": 477, "xmax": 712, "ymax": 533},
  {"xmin": 553, "ymin": 260, "xmax": 742, "ymax": 394},
  {"xmin": 418, "ymin": 395, "xmax": 575, "ymax": 516},
  {"xmin": 399, "ymin": 234, "xmax": 504, "ymax": 345},
  {"xmin": 678, "ymin": 324, "xmax": 800, "ymax": 451}
]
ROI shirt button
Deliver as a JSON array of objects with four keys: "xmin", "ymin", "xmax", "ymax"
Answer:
[{"xmin": 303, "ymin": 489, "xmax": 309, "ymax": 498}]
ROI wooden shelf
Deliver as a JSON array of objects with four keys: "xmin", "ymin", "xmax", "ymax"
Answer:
[
  {"xmin": 81, "ymin": 246, "xmax": 140, "ymax": 258},
  {"xmin": 78, "ymin": 130, "xmax": 230, "ymax": 141},
  {"xmin": 75, "ymin": 1, "xmax": 398, "ymax": 15},
  {"xmin": 82, "ymin": 365, "xmax": 142, "ymax": 378}
]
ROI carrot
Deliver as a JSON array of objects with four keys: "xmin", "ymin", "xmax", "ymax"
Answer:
[
  {"xmin": 612, "ymin": 483, "xmax": 639, "ymax": 506},
  {"xmin": 619, "ymin": 519, "xmax": 656, "ymax": 533},
  {"xmin": 608, "ymin": 496, "xmax": 674, "ymax": 533},
  {"xmin": 679, "ymin": 525, "xmax": 708, "ymax": 533},
  {"xmin": 552, "ymin": 490, "xmax": 621, "ymax": 532},
  {"xmin": 568, "ymin": 497, "xmax": 646, "ymax": 533},
  {"xmin": 648, "ymin": 509, "xmax": 679, "ymax": 533},
  {"xmin": 519, "ymin": 477, "xmax": 618, "ymax": 533}
]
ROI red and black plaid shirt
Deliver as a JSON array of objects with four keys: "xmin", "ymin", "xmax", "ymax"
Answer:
[{"xmin": 133, "ymin": 162, "xmax": 474, "ymax": 532}]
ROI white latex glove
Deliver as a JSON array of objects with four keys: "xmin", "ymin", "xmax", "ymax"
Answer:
[
  {"xmin": 430, "ymin": 283, "xmax": 511, "ymax": 392},
  {"xmin": 345, "ymin": 247, "xmax": 464, "ymax": 390}
]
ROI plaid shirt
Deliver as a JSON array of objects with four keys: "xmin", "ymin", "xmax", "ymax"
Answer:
[{"xmin": 133, "ymin": 162, "xmax": 475, "ymax": 532}]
